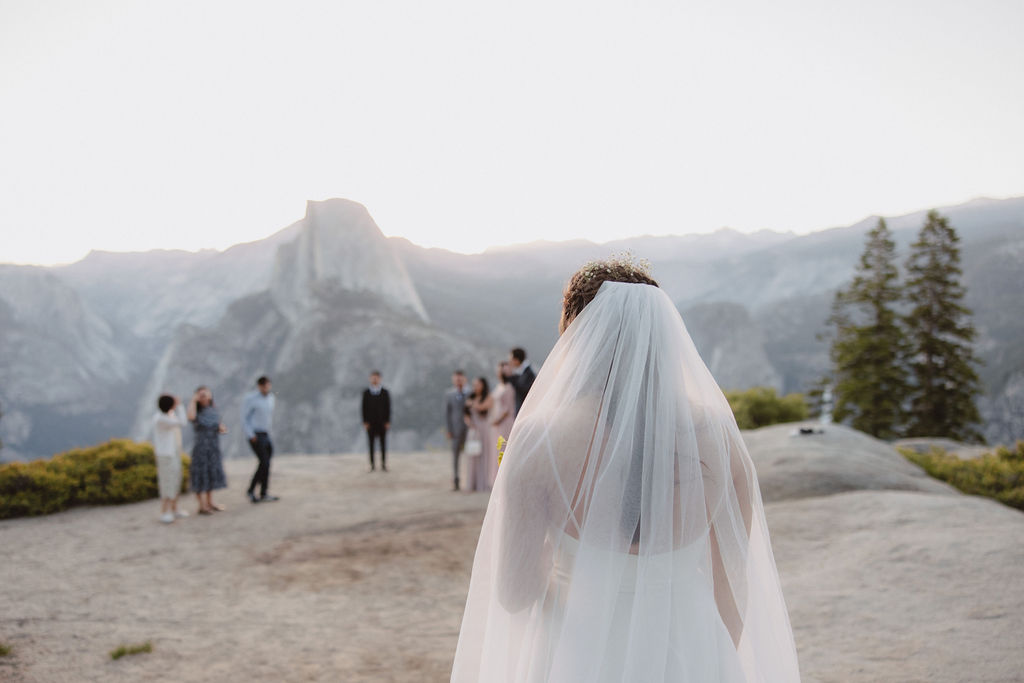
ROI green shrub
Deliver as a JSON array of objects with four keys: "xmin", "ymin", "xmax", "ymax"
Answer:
[
  {"xmin": 0, "ymin": 440, "xmax": 191, "ymax": 519},
  {"xmin": 724, "ymin": 386, "xmax": 809, "ymax": 430},
  {"xmin": 0, "ymin": 461, "xmax": 76, "ymax": 517},
  {"xmin": 110, "ymin": 642, "xmax": 152, "ymax": 660},
  {"xmin": 900, "ymin": 441, "xmax": 1024, "ymax": 511},
  {"xmin": 0, "ymin": 642, "xmax": 11, "ymax": 657}
]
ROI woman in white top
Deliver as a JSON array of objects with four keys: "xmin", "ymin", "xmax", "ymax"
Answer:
[
  {"xmin": 152, "ymin": 394, "xmax": 188, "ymax": 524},
  {"xmin": 450, "ymin": 257, "xmax": 800, "ymax": 682}
]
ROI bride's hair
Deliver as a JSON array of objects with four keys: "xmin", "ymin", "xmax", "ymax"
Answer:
[{"xmin": 560, "ymin": 254, "xmax": 659, "ymax": 333}]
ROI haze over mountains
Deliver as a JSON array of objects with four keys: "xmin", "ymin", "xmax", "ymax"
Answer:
[{"xmin": 1, "ymin": 196, "xmax": 1022, "ymax": 461}]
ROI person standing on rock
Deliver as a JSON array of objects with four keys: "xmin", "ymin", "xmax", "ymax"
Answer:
[
  {"xmin": 445, "ymin": 370, "xmax": 469, "ymax": 491},
  {"xmin": 243, "ymin": 376, "xmax": 278, "ymax": 504},
  {"xmin": 362, "ymin": 370, "xmax": 391, "ymax": 472},
  {"xmin": 152, "ymin": 394, "xmax": 188, "ymax": 523},
  {"xmin": 188, "ymin": 386, "xmax": 228, "ymax": 515},
  {"xmin": 508, "ymin": 347, "xmax": 536, "ymax": 416},
  {"xmin": 451, "ymin": 259, "xmax": 801, "ymax": 682}
]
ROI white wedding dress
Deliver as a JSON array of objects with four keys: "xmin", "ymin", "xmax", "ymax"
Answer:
[{"xmin": 451, "ymin": 282, "xmax": 800, "ymax": 682}]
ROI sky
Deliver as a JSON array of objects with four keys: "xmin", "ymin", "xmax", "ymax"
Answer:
[{"xmin": 1, "ymin": 0, "xmax": 1022, "ymax": 265}]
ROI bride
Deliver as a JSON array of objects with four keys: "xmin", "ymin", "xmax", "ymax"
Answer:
[{"xmin": 450, "ymin": 257, "xmax": 801, "ymax": 682}]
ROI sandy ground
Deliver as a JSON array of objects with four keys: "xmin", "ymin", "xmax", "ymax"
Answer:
[
  {"xmin": 2, "ymin": 425, "xmax": 1023, "ymax": 682},
  {"xmin": 1, "ymin": 452, "xmax": 485, "ymax": 683}
]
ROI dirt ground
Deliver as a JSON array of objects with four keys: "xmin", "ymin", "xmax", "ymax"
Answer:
[
  {"xmin": 2, "ymin": 429, "xmax": 1023, "ymax": 682},
  {"xmin": 1, "ymin": 452, "xmax": 485, "ymax": 683}
]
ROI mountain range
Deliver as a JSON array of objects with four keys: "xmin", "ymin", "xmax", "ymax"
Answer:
[{"xmin": 1, "ymin": 195, "xmax": 1022, "ymax": 461}]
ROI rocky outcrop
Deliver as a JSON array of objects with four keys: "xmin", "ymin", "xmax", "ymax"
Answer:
[
  {"xmin": 0, "ymin": 266, "xmax": 134, "ymax": 459},
  {"xmin": 744, "ymin": 421, "xmax": 955, "ymax": 502},
  {"xmin": 270, "ymin": 199, "xmax": 427, "ymax": 322},
  {"xmin": 129, "ymin": 201, "xmax": 471, "ymax": 458}
]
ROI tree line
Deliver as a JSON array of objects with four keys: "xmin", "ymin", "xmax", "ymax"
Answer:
[{"xmin": 823, "ymin": 210, "xmax": 983, "ymax": 442}]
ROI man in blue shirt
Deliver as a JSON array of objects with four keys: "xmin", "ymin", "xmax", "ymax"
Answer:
[{"xmin": 243, "ymin": 376, "xmax": 278, "ymax": 503}]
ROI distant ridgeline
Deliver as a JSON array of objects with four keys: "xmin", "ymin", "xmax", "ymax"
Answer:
[{"xmin": 1, "ymin": 196, "xmax": 1023, "ymax": 461}]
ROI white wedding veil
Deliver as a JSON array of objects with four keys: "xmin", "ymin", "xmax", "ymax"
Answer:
[{"xmin": 451, "ymin": 281, "xmax": 800, "ymax": 682}]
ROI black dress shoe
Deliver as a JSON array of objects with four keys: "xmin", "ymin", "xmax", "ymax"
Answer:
[
  {"xmin": 248, "ymin": 492, "xmax": 260, "ymax": 504},
  {"xmin": 260, "ymin": 494, "xmax": 280, "ymax": 502}
]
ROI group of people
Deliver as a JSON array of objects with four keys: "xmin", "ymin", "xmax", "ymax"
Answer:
[
  {"xmin": 147, "ymin": 254, "xmax": 802, "ymax": 680},
  {"xmin": 151, "ymin": 376, "xmax": 278, "ymax": 523},
  {"xmin": 151, "ymin": 352, "xmax": 534, "ymax": 521},
  {"xmin": 445, "ymin": 347, "xmax": 536, "ymax": 492},
  {"xmin": 356, "ymin": 348, "xmax": 536, "ymax": 493}
]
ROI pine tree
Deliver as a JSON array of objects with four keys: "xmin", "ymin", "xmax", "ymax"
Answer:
[
  {"xmin": 904, "ymin": 210, "xmax": 983, "ymax": 442},
  {"xmin": 826, "ymin": 218, "xmax": 910, "ymax": 439}
]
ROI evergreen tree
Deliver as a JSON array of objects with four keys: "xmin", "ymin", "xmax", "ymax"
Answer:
[
  {"xmin": 826, "ymin": 218, "xmax": 910, "ymax": 439},
  {"xmin": 904, "ymin": 210, "xmax": 983, "ymax": 442}
]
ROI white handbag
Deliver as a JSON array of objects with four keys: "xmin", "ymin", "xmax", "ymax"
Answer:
[{"xmin": 465, "ymin": 430, "xmax": 483, "ymax": 457}]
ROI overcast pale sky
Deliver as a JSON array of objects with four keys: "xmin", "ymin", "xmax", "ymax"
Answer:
[{"xmin": 1, "ymin": 0, "xmax": 1022, "ymax": 265}]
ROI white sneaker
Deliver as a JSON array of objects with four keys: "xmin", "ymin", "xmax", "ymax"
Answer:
[
  {"xmin": 159, "ymin": 512, "xmax": 175, "ymax": 524},
  {"xmin": 174, "ymin": 510, "xmax": 189, "ymax": 519}
]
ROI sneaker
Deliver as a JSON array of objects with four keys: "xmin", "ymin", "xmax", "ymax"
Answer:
[
  {"xmin": 159, "ymin": 512, "xmax": 175, "ymax": 524},
  {"xmin": 174, "ymin": 510, "xmax": 190, "ymax": 519},
  {"xmin": 248, "ymin": 491, "xmax": 260, "ymax": 504},
  {"xmin": 260, "ymin": 494, "xmax": 280, "ymax": 502}
]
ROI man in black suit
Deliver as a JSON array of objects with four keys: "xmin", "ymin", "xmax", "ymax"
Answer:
[
  {"xmin": 509, "ymin": 347, "xmax": 536, "ymax": 415},
  {"xmin": 362, "ymin": 370, "xmax": 391, "ymax": 472}
]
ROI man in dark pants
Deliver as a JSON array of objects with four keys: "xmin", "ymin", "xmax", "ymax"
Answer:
[
  {"xmin": 242, "ymin": 376, "xmax": 278, "ymax": 503},
  {"xmin": 362, "ymin": 370, "xmax": 391, "ymax": 472},
  {"xmin": 509, "ymin": 347, "xmax": 536, "ymax": 415},
  {"xmin": 445, "ymin": 370, "xmax": 468, "ymax": 491}
]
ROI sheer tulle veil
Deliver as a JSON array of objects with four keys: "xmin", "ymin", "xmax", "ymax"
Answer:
[{"xmin": 451, "ymin": 281, "xmax": 800, "ymax": 682}]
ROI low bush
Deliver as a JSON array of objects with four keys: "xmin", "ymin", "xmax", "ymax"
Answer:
[
  {"xmin": 900, "ymin": 441, "xmax": 1024, "ymax": 511},
  {"xmin": 724, "ymin": 386, "xmax": 809, "ymax": 430},
  {"xmin": 0, "ymin": 440, "xmax": 190, "ymax": 519}
]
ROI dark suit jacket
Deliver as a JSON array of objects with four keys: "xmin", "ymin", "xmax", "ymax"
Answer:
[
  {"xmin": 513, "ymin": 364, "xmax": 536, "ymax": 414},
  {"xmin": 445, "ymin": 388, "xmax": 468, "ymax": 437},
  {"xmin": 362, "ymin": 388, "xmax": 391, "ymax": 427}
]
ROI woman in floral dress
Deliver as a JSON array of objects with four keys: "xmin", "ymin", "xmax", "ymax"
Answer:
[{"xmin": 188, "ymin": 386, "xmax": 228, "ymax": 515}]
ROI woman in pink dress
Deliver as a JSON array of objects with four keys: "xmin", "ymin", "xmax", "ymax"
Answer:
[
  {"xmin": 465, "ymin": 377, "xmax": 493, "ymax": 492},
  {"xmin": 487, "ymin": 362, "xmax": 515, "ymax": 486}
]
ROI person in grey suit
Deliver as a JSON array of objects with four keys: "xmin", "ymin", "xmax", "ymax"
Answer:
[{"xmin": 445, "ymin": 370, "xmax": 469, "ymax": 491}]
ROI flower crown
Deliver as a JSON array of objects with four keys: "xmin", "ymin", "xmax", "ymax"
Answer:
[{"xmin": 577, "ymin": 251, "xmax": 653, "ymax": 282}]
